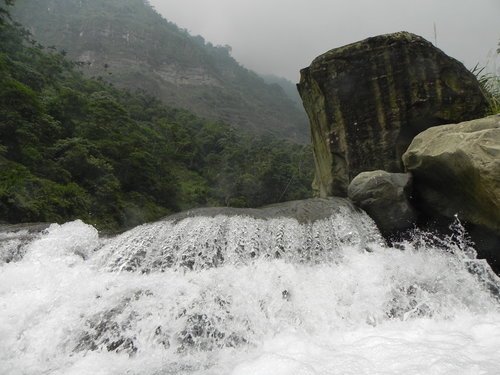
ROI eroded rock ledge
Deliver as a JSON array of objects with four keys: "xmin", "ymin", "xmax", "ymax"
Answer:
[{"xmin": 165, "ymin": 197, "xmax": 363, "ymax": 224}]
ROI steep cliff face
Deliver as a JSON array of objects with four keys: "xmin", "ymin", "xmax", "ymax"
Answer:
[
  {"xmin": 298, "ymin": 32, "xmax": 488, "ymax": 196},
  {"xmin": 13, "ymin": 0, "xmax": 309, "ymax": 142}
]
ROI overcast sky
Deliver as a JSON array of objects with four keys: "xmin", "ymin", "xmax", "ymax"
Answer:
[{"xmin": 149, "ymin": 0, "xmax": 499, "ymax": 82}]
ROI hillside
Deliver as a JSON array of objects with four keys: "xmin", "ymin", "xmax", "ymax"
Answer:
[
  {"xmin": 0, "ymin": 3, "xmax": 313, "ymax": 231},
  {"xmin": 11, "ymin": 0, "xmax": 309, "ymax": 143},
  {"xmin": 261, "ymin": 74, "xmax": 303, "ymax": 108}
]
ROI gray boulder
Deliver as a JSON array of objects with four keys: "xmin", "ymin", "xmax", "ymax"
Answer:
[
  {"xmin": 297, "ymin": 32, "xmax": 488, "ymax": 197},
  {"xmin": 348, "ymin": 171, "xmax": 416, "ymax": 235},
  {"xmin": 402, "ymin": 115, "xmax": 500, "ymax": 233}
]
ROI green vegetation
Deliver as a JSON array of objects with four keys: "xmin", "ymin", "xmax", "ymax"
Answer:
[
  {"xmin": 0, "ymin": 1, "xmax": 313, "ymax": 231},
  {"xmin": 484, "ymin": 75, "xmax": 500, "ymax": 114},
  {"xmin": 12, "ymin": 0, "xmax": 309, "ymax": 143},
  {"xmin": 261, "ymin": 74, "xmax": 303, "ymax": 108},
  {"xmin": 467, "ymin": 38, "xmax": 500, "ymax": 115},
  {"xmin": 472, "ymin": 61, "xmax": 500, "ymax": 115}
]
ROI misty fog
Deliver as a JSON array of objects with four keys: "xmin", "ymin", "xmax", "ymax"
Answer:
[{"xmin": 149, "ymin": 0, "xmax": 500, "ymax": 81}]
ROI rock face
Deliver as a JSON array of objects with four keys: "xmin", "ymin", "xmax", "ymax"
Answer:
[
  {"xmin": 297, "ymin": 32, "xmax": 488, "ymax": 197},
  {"xmin": 402, "ymin": 115, "xmax": 500, "ymax": 234},
  {"xmin": 348, "ymin": 171, "xmax": 416, "ymax": 236}
]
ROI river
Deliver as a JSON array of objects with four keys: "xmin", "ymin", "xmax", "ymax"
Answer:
[{"xmin": 1, "ymin": 205, "xmax": 499, "ymax": 374}]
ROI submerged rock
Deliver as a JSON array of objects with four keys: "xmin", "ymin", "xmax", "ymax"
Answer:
[
  {"xmin": 97, "ymin": 198, "xmax": 384, "ymax": 273},
  {"xmin": 0, "ymin": 222, "xmax": 50, "ymax": 264},
  {"xmin": 297, "ymin": 31, "xmax": 488, "ymax": 197},
  {"xmin": 348, "ymin": 171, "xmax": 416, "ymax": 236},
  {"xmin": 402, "ymin": 115, "xmax": 500, "ymax": 234},
  {"xmin": 166, "ymin": 197, "xmax": 364, "ymax": 224}
]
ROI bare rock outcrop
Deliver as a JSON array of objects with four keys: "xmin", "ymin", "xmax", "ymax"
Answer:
[{"xmin": 297, "ymin": 32, "xmax": 488, "ymax": 197}]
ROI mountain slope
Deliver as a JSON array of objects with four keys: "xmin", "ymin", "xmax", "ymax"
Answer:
[
  {"xmin": 12, "ymin": 0, "xmax": 309, "ymax": 142},
  {"xmin": 261, "ymin": 74, "xmax": 303, "ymax": 108},
  {"xmin": 0, "ymin": 3, "xmax": 313, "ymax": 230}
]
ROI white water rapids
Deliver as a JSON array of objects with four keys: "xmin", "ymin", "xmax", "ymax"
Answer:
[{"xmin": 1, "ymin": 206, "xmax": 500, "ymax": 374}]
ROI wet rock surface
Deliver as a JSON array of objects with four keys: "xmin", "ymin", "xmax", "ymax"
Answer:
[
  {"xmin": 403, "ymin": 115, "xmax": 500, "ymax": 273},
  {"xmin": 348, "ymin": 170, "xmax": 416, "ymax": 236},
  {"xmin": 0, "ymin": 222, "xmax": 50, "ymax": 263},
  {"xmin": 165, "ymin": 197, "xmax": 363, "ymax": 224}
]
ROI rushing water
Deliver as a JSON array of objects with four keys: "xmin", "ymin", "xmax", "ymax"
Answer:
[{"xmin": 1, "ymin": 206, "xmax": 500, "ymax": 375}]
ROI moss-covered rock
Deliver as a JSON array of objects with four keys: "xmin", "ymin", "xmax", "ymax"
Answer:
[
  {"xmin": 298, "ymin": 32, "xmax": 488, "ymax": 197},
  {"xmin": 402, "ymin": 115, "xmax": 500, "ymax": 234}
]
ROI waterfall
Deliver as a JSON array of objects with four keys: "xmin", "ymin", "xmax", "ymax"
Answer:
[{"xmin": 1, "ymin": 200, "xmax": 499, "ymax": 374}]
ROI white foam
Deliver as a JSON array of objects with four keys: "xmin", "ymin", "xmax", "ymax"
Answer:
[
  {"xmin": 0, "ymin": 217, "xmax": 499, "ymax": 374},
  {"xmin": 232, "ymin": 315, "xmax": 500, "ymax": 375}
]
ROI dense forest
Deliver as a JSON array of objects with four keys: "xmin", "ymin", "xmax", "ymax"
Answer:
[
  {"xmin": 0, "ymin": 0, "xmax": 313, "ymax": 231},
  {"xmin": 12, "ymin": 0, "xmax": 309, "ymax": 143}
]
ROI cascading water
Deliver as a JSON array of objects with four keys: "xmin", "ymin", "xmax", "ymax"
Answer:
[{"xmin": 1, "ymin": 199, "xmax": 500, "ymax": 375}]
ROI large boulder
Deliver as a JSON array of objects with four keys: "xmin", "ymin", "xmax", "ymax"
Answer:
[
  {"xmin": 402, "ymin": 115, "xmax": 500, "ymax": 234},
  {"xmin": 348, "ymin": 171, "xmax": 416, "ymax": 236},
  {"xmin": 297, "ymin": 32, "xmax": 488, "ymax": 197}
]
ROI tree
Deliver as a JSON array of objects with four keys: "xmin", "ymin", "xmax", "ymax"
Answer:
[
  {"xmin": 0, "ymin": 0, "xmax": 14, "ymax": 25},
  {"xmin": 0, "ymin": 4, "xmax": 314, "ymax": 230}
]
